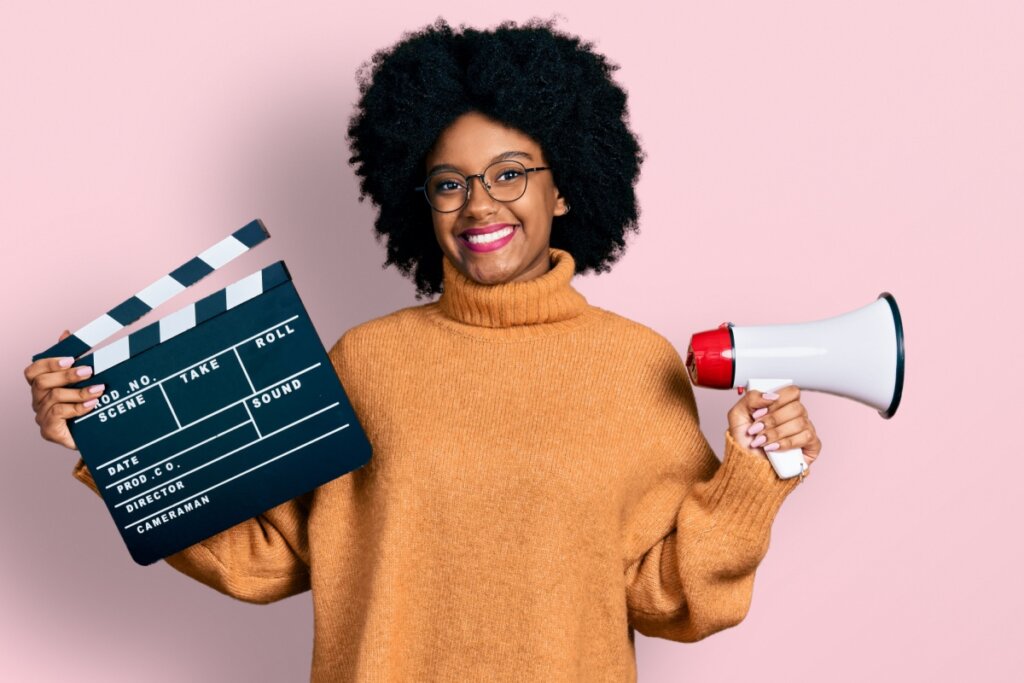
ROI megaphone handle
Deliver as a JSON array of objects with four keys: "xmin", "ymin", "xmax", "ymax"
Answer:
[{"xmin": 746, "ymin": 378, "xmax": 809, "ymax": 480}]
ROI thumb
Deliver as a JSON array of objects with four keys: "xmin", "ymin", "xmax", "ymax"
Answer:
[{"xmin": 58, "ymin": 329, "xmax": 71, "ymax": 341}]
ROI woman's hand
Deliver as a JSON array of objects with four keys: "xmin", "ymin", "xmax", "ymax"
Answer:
[
  {"xmin": 727, "ymin": 385, "xmax": 822, "ymax": 467},
  {"xmin": 24, "ymin": 330, "xmax": 105, "ymax": 450}
]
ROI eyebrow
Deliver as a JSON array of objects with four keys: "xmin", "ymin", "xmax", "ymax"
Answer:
[{"xmin": 426, "ymin": 150, "xmax": 534, "ymax": 176}]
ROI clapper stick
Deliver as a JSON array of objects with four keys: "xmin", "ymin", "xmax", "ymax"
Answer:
[
  {"xmin": 69, "ymin": 261, "xmax": 292, "ymax": 377},
  {"xmin": 33, "ymin": 219, "xmax": 269, "ymax": 363}
]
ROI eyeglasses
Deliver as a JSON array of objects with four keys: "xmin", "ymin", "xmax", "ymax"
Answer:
[{"xmin": 414, "ymin": 160, "xmax": 550, "ymax": 213}]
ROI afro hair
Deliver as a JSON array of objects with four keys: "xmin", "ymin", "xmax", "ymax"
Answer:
[{"xmin": 346, "ymin": 16, "xmax": 645, "ymax": 298}]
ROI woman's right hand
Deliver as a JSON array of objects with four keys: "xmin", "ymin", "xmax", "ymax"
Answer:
[{"xmin": 24, "ymin": 330, "xmax": 106, "ymax": 451}]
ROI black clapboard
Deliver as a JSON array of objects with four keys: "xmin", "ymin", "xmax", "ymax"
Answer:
[{"xmin": 33, "ymin": 219, "xmax": 371, "ymax": 565}]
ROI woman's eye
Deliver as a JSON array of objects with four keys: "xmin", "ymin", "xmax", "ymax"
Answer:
[
  {"xmin": 495, "ymin": 169, "xmax": 522, "ymax": 183},
  {"xmin": 434, "ymin": 180, "xmax": 463, "ymax": 194}
]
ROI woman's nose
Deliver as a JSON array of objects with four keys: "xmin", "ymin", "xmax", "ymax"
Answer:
[{"xmin": 463, "ymin": 175, "xmax": 498, "ymax": 215}]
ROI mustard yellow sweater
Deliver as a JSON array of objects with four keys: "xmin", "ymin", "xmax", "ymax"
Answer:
[{"xmin": 72, "ymin": 247, "xmax": 802, "ymax": 682}]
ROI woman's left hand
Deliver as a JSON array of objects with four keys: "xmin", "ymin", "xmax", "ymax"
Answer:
[{"xmin": 727, "ymin": 385, "xmax": 822, "ymax": 467}]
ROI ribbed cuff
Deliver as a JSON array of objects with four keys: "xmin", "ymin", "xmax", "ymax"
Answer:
[{"xmin": 701, "ymin": 429, "xmax": 804, "ymax": 543}]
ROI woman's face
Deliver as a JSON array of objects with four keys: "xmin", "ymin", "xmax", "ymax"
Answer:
[{"xmin": 423, "ymin": 111, "xmax": 568, "ymax": 286}]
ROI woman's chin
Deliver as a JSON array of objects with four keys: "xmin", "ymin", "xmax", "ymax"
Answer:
[
  {"xmin": 465, "ymin": 265, "xmax": 515, "ymax": 287},
  {"xmin": 458, "ymin": 251, "xmax": 519, "ymax": 286}
]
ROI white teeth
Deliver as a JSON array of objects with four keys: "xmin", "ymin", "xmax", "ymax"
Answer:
[{"xmin": 464, "ymin": 226, "xmax": 514, "ymax": 244}]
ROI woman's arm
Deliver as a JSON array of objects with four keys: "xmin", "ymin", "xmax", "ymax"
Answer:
[
  {"xmin": 621, "ymin": 341, "xmax": 801, "ymax": 642},
  {"xmin": 71, "ymin": 459, "xmax": 312, "ymax": 604},
  {"xmin": 30, "ymin": 328, "xmax": 315, "ymax": 604}
]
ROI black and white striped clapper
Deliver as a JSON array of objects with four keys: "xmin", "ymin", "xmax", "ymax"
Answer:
[{"xmin": 33, "ymin": 219, "xmax": 371, "ymax": 565}]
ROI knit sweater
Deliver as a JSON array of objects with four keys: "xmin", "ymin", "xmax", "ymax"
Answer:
[{"xmin": 72, "ymin": 247, "xmax": 803, "ymax": 682}]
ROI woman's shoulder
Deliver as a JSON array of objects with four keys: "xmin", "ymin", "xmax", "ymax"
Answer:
[
  {"xmin": 328, "ymin": 303, "xmax": 436, "ymax": 358},
  {"xmin": 588, "ymin": 306, "xmax": 685, "ymax": 364},
  {"xmin": 589, "ymin": 307, "xmax": 684, "ymax": 356}
]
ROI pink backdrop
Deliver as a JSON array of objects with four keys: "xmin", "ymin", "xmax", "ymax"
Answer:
[{"xmin": 2, "ymin": 2, "xmax": 1020, "ymax": 681}]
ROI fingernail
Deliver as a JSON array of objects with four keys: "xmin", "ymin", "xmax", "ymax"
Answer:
[
  {"xmin": 764, "ymin": 392, "xmax": 780, "ymax": 400},
  {"xmin": 76, "ymin": 366, "xmax": 93, "ymax": 377},
  {"xmin": 83, "ymin": 399, "xmax": 98, "ymax": 409},
  {"xmin": 747, "ymin": 422, "xmax": 765, "ymax": 436},
  {"xmin": 752, "ymin": 407, "xmax": 769, "ymax": 419},
  {"xmin": 764, "ymin": 442, "xmax": 780, "ymax": 451},
  {"xmin": 88, "ymin": 384, "xmax": 104, "ymax": 394},
  {"xmin": 59, "ymin": 357, "xmax": 74, "ymax": 368},
  {"xmin": 750, "ymin": 434, "xmax": 767, "ymax": 448}
]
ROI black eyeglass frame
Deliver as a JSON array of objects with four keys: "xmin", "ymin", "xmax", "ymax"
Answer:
[{"xmin": 414, "ymin": 161, "xmax": 551, "ymax": 213}]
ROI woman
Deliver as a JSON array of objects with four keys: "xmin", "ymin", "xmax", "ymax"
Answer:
[{"xmin": 25, "ymin": 18, "xmax": 821, "ymax": 682}]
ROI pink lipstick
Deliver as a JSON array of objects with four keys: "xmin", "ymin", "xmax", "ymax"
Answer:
[{"xmin": 458, "ymin": 223, "xmax": 518, "ymax": 253}]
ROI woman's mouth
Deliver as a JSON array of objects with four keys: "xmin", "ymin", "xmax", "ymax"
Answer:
[{"xmin": 458, "ymin": 224, "xmax": 519, "ymax": 253}]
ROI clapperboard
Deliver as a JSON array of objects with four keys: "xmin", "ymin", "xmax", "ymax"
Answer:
[{"xmin": 33, "ymin": 219, "xmax": 371, "ymax": 565}]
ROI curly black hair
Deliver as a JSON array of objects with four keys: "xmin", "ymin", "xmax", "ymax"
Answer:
[{"xmin": 346, "ymin": 16, "xmax": 645, "ymax": 298}]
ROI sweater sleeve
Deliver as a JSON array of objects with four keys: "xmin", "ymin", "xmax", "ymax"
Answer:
[
  {"xmin": 71, "ymin": 460, "xmax": 312, "ymax": 604},
  {"xmin": 622, "ymin": 339, "xmax": 804, "ymax": 642}
]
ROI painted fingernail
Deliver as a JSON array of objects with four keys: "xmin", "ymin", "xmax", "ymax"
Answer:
[
  {"xmin": 83, "ymin": 399, "xmax": 98, "ymax": 409},
  {"xmin": 88, "ymin": 384, "xmax": 104, "ymax": 394},
  {"xmin": 58, "ymin": 357, "xmax": 74, "ymax": 368},
  {"xmin": 750, "ymin": 434, "xmax": 767, "ymax": 448},
  {"xmin": 747, "ymin": 422, "xmax": 765, "ymax": 436},
  {"xmin": 752, "ymin": 407, "xmax": 769, "ymax": 419},
  {"xmin": 764, "ymin": 442, "xmax": 780, "ymax": 451},
  {"xmin": 764, "ymin": 392, "xmax": 780, "ymax": 400},
  {"xmin": 76, "ymin": 366, "xmax": 92, "ymax": 377}
]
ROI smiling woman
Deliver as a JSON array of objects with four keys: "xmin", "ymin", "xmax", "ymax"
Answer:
[
  {"xmin": 423, "ymin": 111, "xmax": 567, "ymax": 285},
  {"xmin": 33, "ymin": 15, "xmax": 817, "ymax": 683}
]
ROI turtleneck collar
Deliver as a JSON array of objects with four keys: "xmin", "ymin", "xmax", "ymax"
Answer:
[{"xmin": 436, "ymin": 247, "xmax": 590, "ymax": 329}]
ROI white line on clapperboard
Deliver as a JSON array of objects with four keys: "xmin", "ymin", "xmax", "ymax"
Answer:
[
  {"xmin": 158, "ymin": 384, "xmax": 182, "ymax": 429},
  {"xmin": 123, "ymin": 422, "xmax": 350, "ymax": 531},
  {"xmin": 233, "ymin": 346, "xmax": 256, "ymax": 392},
  {"xmin": 242, "ymin": 401, "xmax": 261, "ymax": 438},
  {"xmin": 97, "ymin": 361, "xmax": 318, "ymax": 471},
  {"xmin": 114, "ymin": 400, "xmax": 342, "ymax": 506},
  {"xmin": 75, "ymin": 314, "xmax": 301, "ymax": 427}
]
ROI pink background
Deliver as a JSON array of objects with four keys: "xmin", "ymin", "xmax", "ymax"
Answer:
[{"xmin": 2, "ymin": 2, "xmax": 1020, "ymax": 681}]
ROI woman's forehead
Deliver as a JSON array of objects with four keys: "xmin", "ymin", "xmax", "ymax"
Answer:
[
  {"xmin": 425, "ymin": 150, "xmax": 537, "ymax": 177},
  {"xmin": 425, "ymin": 112, "xmax": 544, "ymax": 171}
]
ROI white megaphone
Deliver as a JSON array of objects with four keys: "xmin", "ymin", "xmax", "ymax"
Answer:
[{"xmin": 686, "ymin": 292, "xmax": 905, "ymax": 480}]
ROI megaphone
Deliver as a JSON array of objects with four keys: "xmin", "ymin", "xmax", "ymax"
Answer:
[{"xmin": 686, "ymin": 292, "xmax": 905, "ymax": 480}]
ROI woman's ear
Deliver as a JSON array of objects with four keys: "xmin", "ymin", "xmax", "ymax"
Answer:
[{"xmin": 553, "ymin": 188, "xmax": 569, "ymax": 216}]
